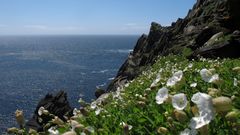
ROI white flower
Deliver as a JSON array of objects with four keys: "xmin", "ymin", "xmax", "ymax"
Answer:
[
  {"xmin": 155, "ymin": 87, "xmax": 169, "ymax": 104},
  {"xmin": 38, "ymin": 106, "xmax": 45, "ymax": 116},
  {"xmin": 113, "ymin": 89, "xmax": 122, "ymax": 100},
  {"xmin": 172, "ymin": 93, "xmax": 188, "ymax": 110},
  {"xmin": 80, "ymin": 132, "xmax": 86, "ymax": 135},
  {"xmin": 150, "ymin": 73, "xmax": 161, "ymax": 88},
  {"xmin": 234, "ymin": 78, "xmax": 238, "ymax": 86},
  {"xmin": 73, "ymin": 108, "xmax": 79, "ymax": 116},
  {"xmin": 85, "ymin": 126, "xmax": 95, "ymax": 133},
  {"xmin": 90, "ymin": 102, "xmax": 97, "ymax": 109},
  {"xmin": 191, "ymin": 92, "xmax": 212, "ymax": 110},
  {"xmin": 70, "ymin": 120, "xmax": 79, "ymax": 131},
  {"xmin": 190, "ymin": 92, "xmax": 214, "ymax": 129},
  {"xmin": 48, "ymin": 127, "xmax": 59, "ymax": 135},
  {"xmin": 200, "ymin": 69, "xmax": 219, "ymax": 83},
  {"xmin": 190, "ymin": 83, "xmax": 197, "ymax": 88},
  {"xmin": 167, "ymin": 70, "xmax": 183, "ymax": 87},
  {"xmin": 95, "ymin": 107, "xmax": 103, "ymax": 115},
  {"xmin": 189, "ymin": 116, "xmax": 206, "ymax": 129},
  {"xmin": 135, "ymin": 94, "xmax": 140, "ymax": 97},
  {"xmin": 78, "ymin": 98, "xmax": 88, "ymax": 107},
  {"xmin": 188, "ymin": 63, "xmax": 193, "ymax": 68},
  {"xmin": 125, "ymin": 83, "xmax": 130, "ymax": 87},
  {"xmin": 120, "ymin": 122, "xmax": 133, "ymax": 130},
  {"xmin": 180, "ymin": 128, "xmax": 197, "ymax": 135}
]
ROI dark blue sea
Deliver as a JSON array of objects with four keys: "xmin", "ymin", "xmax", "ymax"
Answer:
[{"xmin": 0, "ymin": 35, "xmax": 138, "ymax": 133}]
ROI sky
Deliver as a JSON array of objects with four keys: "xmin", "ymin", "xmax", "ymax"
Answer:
[{"xmin": 0, "ymin": 0, "xmax": 196, "ymax": 35}]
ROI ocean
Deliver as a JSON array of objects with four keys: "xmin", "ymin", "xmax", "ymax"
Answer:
[{"xmin": 0, "ymin": 35, "xmax": 139, "ymax": 133}]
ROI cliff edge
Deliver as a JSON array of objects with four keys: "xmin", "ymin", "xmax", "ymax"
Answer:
[{"xmin": 107, "ymin": 0, "xmax": 240, "ymax": 92}]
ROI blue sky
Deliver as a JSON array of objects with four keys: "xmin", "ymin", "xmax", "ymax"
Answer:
[{"xmin": 0, "ymin": 0, "xmax": 196, "ymax": 35}]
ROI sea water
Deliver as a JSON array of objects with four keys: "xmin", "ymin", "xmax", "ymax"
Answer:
[{"xmin": 0, "ymin": 35, "xmax": 138, "ymax": 133}]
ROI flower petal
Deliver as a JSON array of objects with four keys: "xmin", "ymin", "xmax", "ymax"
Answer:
[
  {"xmin": 155, "ymin": 87, "xmax": 169, "ymax": 104},
  {"xmin": 172, "ymin": 93, "xmax": 188, "ymax": 110}
]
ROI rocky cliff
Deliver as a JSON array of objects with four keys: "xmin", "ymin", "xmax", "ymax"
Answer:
[{"xmin": 107, "ymin": 0, "xmax": 240, "ymax": 92}]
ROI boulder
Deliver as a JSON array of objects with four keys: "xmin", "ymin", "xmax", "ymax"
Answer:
[
  {"xmin": 190, "ymin": 39, "xmax": 240, "ymax": 59},
  {"xmin": 26, "ymin": 91, "xmax": 73, "ymax": 131},
  {"xmin": 95, "ymin": 88, "xmax": 105, "ymax": 98}
]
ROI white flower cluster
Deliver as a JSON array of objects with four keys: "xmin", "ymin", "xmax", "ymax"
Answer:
[
  {"xmin": 153, "ymin": 67, "xmax": 221, "ymax": 134},
  {"xmin": 200, "ymin": 69, "xmax": 219, "ymax": 83},
  {"xmin": 166, "ymin": 70, "xmax": 183, "ymax": 87}
]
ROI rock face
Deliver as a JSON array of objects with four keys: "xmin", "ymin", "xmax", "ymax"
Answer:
[
  {"xmin": 107, "ymin": 0, "xmax": 240, "ymax": 92},
  {"xmin": 26, "ymin": 91, "xmax": 73, "ymax": 131}
]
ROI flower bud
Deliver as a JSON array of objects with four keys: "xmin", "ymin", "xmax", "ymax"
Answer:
[
  {"xmin": 15, "ymin": 110, "xmax": 25, "ymax": 128},
  {"xmin": 52, "ymin": 116, "xmax": 64, "ymax": 125},
  {"xmin": 191, "ymin": 105, "xmax": 199, "ymax": 116},
  {"xmin": 139, "ymin": 96, "xmax": 147, "ymax": 102},
  {"xmin": 97, "ymin": 128, "xmax": 105, "ymax": 133},
  {"xmin": 167, "ymin": 117, "xmax": 173, "ymax": 124},
  {"xmin": 43, "ymin": 110, "xmax": 50, "ymax": 116},
  {"xmin": 157, "ymin": 127, "xmax": 168, "ymax": 134},
  {"xmin": 232, "ymin": 67, "xmax": 240, "ymax": 73},
  {"xmin": 173, "ymin": 109, "xmax": 188, "ymax": 122},
  {"xmin": 62, "ymin": 131, "xmax": 77, "ymax": 135},
  {"xmin": 75, "ymin": 124, "xmax": 85, "ymax": 131},
  {"xmin": 209, "ymin": 68, "xmax": 216, "ymax": 73},
  {"xmin": 7, "ymin": 127, "xmax": 18, "ymax": 134},
  {"xmin": 208, "ymin": 88, "xmax": 221, "ymax": 97},
  {"xmin": 38, "ymin": 117, "xmax": 43, "ymax": 123},
  {"xmin": 70, "ymin": 120, "xmax": 80, "ymax": 131},
  {"xmin": 225, "ymin": 110, "xmax": 240, "ymax": 122},
  {"xmin": 212, "ymin": 97, "xmax": 232, "ymax": 113},
  {"xmin": 83, "ymin": 126, "xmax": 95, "ymax": 134},
  {"xmin": 29, "ymin": 128, "xmax": 38, "ymax": 135},
  {"xmin": 43, "ymin": 123, "xmax": 52, "ymax": 131},
  {"xmin": 17, "ymin": 129, "xmax": 24, "ymax": 134},
  {"xmin": 137, "ymin": 101, "xmax": 146, "ymax": 107}
]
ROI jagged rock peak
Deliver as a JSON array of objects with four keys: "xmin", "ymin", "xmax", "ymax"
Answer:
[{"xmin": 107, "ymin": 0, "xmax": 240, "ymax": 92}]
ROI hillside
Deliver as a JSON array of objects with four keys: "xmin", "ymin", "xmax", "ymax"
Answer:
[{"xmin": 107, "ymin": 0, "xmax": 240, "ymax": 92}]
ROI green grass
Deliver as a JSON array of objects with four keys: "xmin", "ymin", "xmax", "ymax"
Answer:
[{"xmin": 9, "ymin": 55, "xmax": 240, "ymax": 135}]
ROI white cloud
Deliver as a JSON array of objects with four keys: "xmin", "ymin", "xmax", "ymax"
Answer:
[
  {"xmin": 24, "ymin": 25, "xmax": 47, "ymax": 30},
  {"xmin": 21, "ymin": 25, "xmax": 85, "ymax": 34}
]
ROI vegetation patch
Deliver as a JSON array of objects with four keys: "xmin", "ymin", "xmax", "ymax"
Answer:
[{"xmin": 8, "ymin": 55, "xmax": 240, "ymax": 134}]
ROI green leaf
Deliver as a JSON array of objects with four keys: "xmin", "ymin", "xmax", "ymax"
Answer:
[{"xmin": 138, "ymin": 117, "xmax": 147, "ymax": 123}]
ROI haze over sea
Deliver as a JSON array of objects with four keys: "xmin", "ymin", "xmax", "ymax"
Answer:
[{"xmin": 0, "ymin": 35, "xmax": 138, "ymax": 133}]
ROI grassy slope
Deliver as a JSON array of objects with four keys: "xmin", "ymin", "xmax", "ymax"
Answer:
[
  {"xmin": 57, "ymin": 55, "xmax": 239, "ymax": 135},
  {"xmin": 13, "ymin": 55, "xmax": 239, "ymax": 135}
]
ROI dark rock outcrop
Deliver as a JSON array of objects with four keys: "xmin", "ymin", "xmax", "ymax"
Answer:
[
  {"xmin": 95, "ymin": 88, "xmax": 105, "ymax": 98},
  {"xmin": 107, "ymin": 0, "xmax": 240, "ymax": 92},
  {"xmin": 26, "ymin": 91, "xmax": 73, "ymax": 131}
]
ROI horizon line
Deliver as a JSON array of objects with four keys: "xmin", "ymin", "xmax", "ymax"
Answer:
[{"xmin": 0, "ymin": 34, "xmax": 144, "ymax": 36}]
